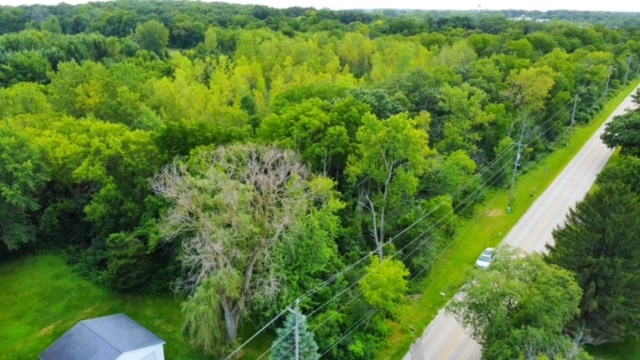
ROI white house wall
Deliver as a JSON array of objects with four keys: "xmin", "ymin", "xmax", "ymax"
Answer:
[{"xmin": 116, "ymin": 344, "xmax": 165, "ymax": 360}]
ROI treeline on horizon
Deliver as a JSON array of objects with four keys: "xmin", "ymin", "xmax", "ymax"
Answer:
[
  {"xmin": 3, "ymin": 0, "xmax": 640, "ymax": 38},
  {"xmin": 1, "ymin": 0, "xmax": 639, "ymax": 358}
]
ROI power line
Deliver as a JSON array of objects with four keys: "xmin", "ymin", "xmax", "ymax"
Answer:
[
  {"xmin": 408, "ymin": 120, "xmax": 583, "ymax": 283},
  {"xmin": 289, "ymin": 165, "xmax": 515, "ymax": 359},
  {"xmin": 296, "ymin": 75, "xmax": 605, "ymax": 305},
  {"xmin": 262, "ymin": 158, "xmax": 518, "ymax": 359},
  {"xmin": 288, "ymin": 82, "xmax": 613, "ymax": 354},
  {"xmin": 318, "ymin": 310, "xmax": 377, "ymax": 358},
  {"xmin": 303, "ymin": 157, "xmax": 518, "ymax": 340},
  {"xmin": 307, "ymin": 152, "xmax": 517, "ymax": 320},
  {"xmin": 246, "ymin": 147, "xmax": 522, "ymax": 359},
  {"xmin": 311, "ymin": 124, "xmax": 588, "ymax": 356},
  {"xmin": 224, "ymin": 307, "xmax": 291, "ymax": 360},
  {"xmin": 223, "ymin": 75, "xmax": 611, "ymax": 358}
]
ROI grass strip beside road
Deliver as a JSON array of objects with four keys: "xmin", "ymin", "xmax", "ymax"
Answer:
[{"xmin": 380, "ymin": 79, "xmax": 640, "ymax": 360}]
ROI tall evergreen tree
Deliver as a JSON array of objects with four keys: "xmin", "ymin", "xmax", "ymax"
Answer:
[
  {"xmin": 546, "ymin": 182, "xmax": 640, "ymax": 343},
  {"xmin": 271, "ymin": 309, "xmax": 320, "ymax": 360}
]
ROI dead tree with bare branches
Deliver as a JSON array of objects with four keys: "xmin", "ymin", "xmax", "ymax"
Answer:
[{"xmin": 153, "ymin": 145, "xmax": 314, "ymax": 352}]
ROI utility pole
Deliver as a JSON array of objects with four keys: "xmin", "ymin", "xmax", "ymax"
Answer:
[
  {"xmin": 603, "ymin": 68, "xmax": 612, "ymax": 101},
  {"xmin": 568, "ymin": 94, "xmax": 579, "ymax": 144},
  {"xmin": 508, "ymin": 119, "xmax": 526, "ymax": 214},
  {"xmin": 624, "ymin": 56, "xmax": 633, "ymax": 86},
  {"xmin": 294, "ymin": 298, "xmax": 300, "ymax": 360}
]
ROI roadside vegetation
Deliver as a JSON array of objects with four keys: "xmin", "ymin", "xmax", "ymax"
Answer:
[
  {"xmin": 1, "ymin": 1, "xmax": 640, "ymax": 359},
  {"xmin": 431, "ymin": 88, "xmax": 640, "ymax": 359},
  {"xmin": 381, "ymin": 80, "xmax": 640, "ymax": 359}
]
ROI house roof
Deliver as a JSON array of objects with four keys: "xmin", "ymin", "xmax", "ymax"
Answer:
[{"xmin": 39, "ymin": 314, "xmax": 165, "ymax": 360}]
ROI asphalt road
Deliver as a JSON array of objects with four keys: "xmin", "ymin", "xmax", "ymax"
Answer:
[{"xmin": 404, "ymin": 86, "xmax": 640, "ymax": 360}]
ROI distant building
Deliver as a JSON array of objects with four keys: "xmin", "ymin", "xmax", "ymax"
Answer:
[
  {"xmin": 536, "ymin": 18, "xmax": 551, "ymax": 23},
  {"xmin": 509, "ymin": 14, "xmax": 533, "ymax": 21},
  {"xmin": 39, "ymin": 314, "xmax": 165, "ymax": 360}
]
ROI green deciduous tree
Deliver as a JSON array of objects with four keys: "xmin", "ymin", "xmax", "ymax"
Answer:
[
  {"xmin": 259, "ymin": 96, "xmax": 368, "ymax": 177},
  {"xmin": 447, "ymin": 247, "xmax": 588, "ymax": 360},
  {"xmin": 360, "ymin": 255, "xmax": 409, "ymax": 316},
  {"xmin": 601, "ymin": 91, "xmax": 640, "ymax": 156},
  {"xmin": 170, "ymin": 19, "xmax": 206, "ymax": 49},
  {"xmin": 505, "ymin": 38, "xmax": 534, "ymax": 60},
  {"xmin": 203, "ymin": 27, "xmax": 218, "ymax": 52},
  {"xmin": 48, "ymin": 61, "xmax": 107, "ymax": 118},
  {"xmin": 270, "ymin": 176, "xmax": 344, "ymax": 315},
  {"xmin": 421, "ymin": 150, "xmax": 484, "ymax": 216},
  {"xmin": 41, "ymin": 16, "xmax": 62, "ymax": 34},
  {"xmin": 436, "ymin": 83, "xmax": 495, "ymax": 156},
  {"xmin": 336, "ymin": 32, "xmax": 375, "ymax": 76},
  {"xmin": 0, "ymin": 82, "xmax": 52, "ymax": 119},
  {"xmin": 0, "ymin": 123, "xmax": 49, "ymax": 251},
  {"xmin": 153, "ymin": 145, "xmax": 337, "ymax": 351},
  {"xmin": 347, "ymin": 112, "xmax": 434, "ymax": 260},
  {"xmin": 133, "ymin": 20, "xmax": 169, "ymax": 55},
  {"xmin": 438, "ymin": 40, "xmax": 478, "ymax": 69},
  {"xmin": 21, "ymin": 115, "xmax": 162, "ymax": 247},
  {"xmin": 527, "ymin": 32, "xmax": 559, "ymax": 56},
  {"xmin": 546, "ymin": 182, "xmax": 640, "ymax": 343},
  {"xmin": 347, "ymin": 88, "xmax": 405, "ymax": 120},
  {"xmin": 504, "ymin": 65, "xmax": 556, "ymax": 112},
  {"xmin": 1, "ymin": 50, "xmax": 52, "ymax": 86}
]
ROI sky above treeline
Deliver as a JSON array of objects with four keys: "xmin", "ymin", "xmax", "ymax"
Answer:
[{"xmin": 3, "ymin": 0, "xmax": 640, "ymax": 12}]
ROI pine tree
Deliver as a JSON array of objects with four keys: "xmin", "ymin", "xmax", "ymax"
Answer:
[
  {"xmin": 546, "ymin": 182, "xmax": 640, "ymax": 342},
  {"xmin": 270, "ymin": 309, "xmax": 320, "ymax": 360}
]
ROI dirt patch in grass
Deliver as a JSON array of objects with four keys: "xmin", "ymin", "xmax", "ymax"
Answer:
[
  {"xmin": 77, "ymin": 305, "xmax": 98, "ymax": 320},
  {"xmin": 37, "ymin": 323, "xmax": 59, "ymax": 338},
  {"xmin": 487, "ymin": 209, "xmax": 505, "ymax": 217}
]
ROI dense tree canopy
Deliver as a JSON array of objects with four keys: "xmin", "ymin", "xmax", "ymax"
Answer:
[
  {"xmin": 0, "ymin": 123, "xmax": 48, "ymax": 250},
  {"xmin": 153, "ymin": 145, "xmax": 341, "ymax": 350},
  {"xmin": 447, "ymin": 247, "xmax": 589, "ymax": 360},
  {"xmin": 133, "ymin": 20, "xmax": 169, "ymax": 55}
]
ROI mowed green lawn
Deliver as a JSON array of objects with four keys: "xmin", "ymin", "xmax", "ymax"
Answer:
[
  {"xmin": 0, "ymin": 254, "xmax": 273, "ymax": 360},
  {"xmin": 0, "ymin": 254, "xmax": 204, "ymax": 359}
]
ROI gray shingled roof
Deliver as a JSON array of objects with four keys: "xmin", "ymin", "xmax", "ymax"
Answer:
[{"xmin": 39, "ymin": 314, "xmax": 165, "ymax": 360}]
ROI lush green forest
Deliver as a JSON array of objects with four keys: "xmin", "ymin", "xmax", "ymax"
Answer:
[{"xmin": 1, "ymin": 1, "xmax": 639, "ymax": 358}]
